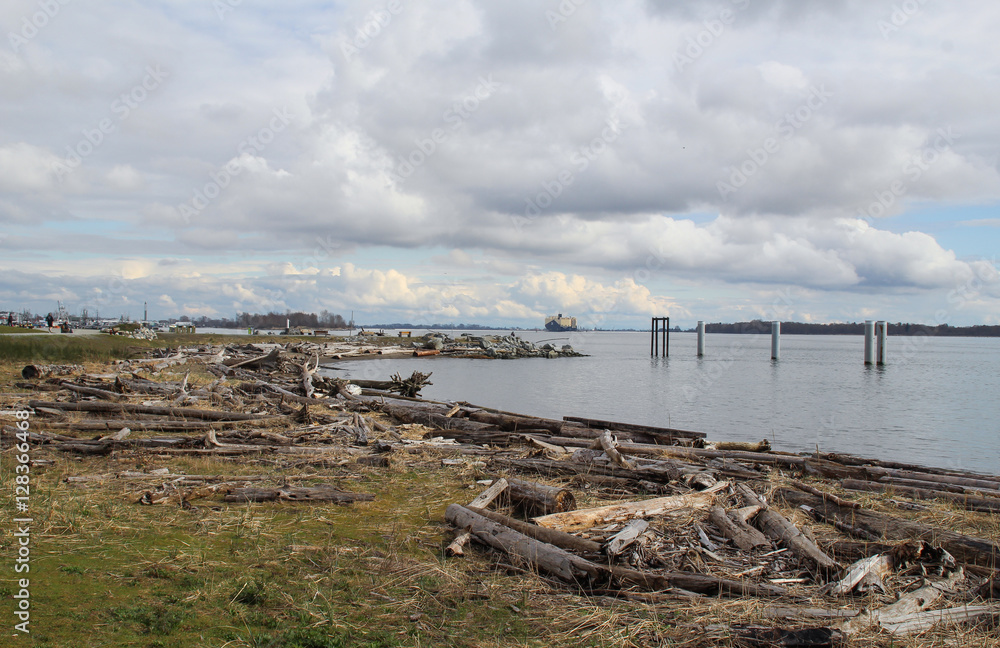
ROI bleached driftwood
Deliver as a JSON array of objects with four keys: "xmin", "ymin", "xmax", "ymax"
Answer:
[{"xmin": 533, "ymin": 482, "xmax": 728, "ymax": 532}]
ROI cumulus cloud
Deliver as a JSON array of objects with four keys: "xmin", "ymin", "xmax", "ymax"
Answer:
[{"xmin": 1, "ymin": 1, "xmax": 999, "ymax": 325}]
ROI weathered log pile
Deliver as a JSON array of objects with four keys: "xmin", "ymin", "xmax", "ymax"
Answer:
[
  {"xmin": 416, "ymin": 333, "xmax": 583, "ymax": 359},
  {"xmin": 5, "ymin": 341, "xmax": 1000, "ymax": 644}
]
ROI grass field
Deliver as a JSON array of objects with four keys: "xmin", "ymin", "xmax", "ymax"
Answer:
[
  {"xmin": 0, "ymin": 325, "xmax": 42, "ymax": 334},
  {"xmin": 1, "ymin": 335, "xmax": 997, "ymax": 647}
]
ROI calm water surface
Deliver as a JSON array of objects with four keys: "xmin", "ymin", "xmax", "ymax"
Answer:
[{"xmin": 322, "ymin": 330, "xmax": 1000, "ymax": 473}]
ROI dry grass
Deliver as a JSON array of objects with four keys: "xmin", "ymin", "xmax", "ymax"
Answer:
[{"xmin": 1, "ymin": 352, "xmax": 998, "ymax": 647}]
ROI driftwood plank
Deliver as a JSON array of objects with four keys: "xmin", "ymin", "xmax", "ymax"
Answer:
[
  {"xmin": 533, "ymin": 482, "xmax": 728, "ymax": 532},
  {"xmin": 469, "ymin": 478, "xmax": 508, "ymax": 509}
]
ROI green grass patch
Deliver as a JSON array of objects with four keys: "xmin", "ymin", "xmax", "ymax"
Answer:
[
  {"xmin": 0, "ymin": 325, "xmax": 38, "ymax": 334},
  {"xmin": 0, "ymin": 331, "xmax": 316, "ymax": 364}
]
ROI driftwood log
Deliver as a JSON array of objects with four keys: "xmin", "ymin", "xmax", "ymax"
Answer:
[
  {"xmin": 224, "ymin": 486, "xmax": 373, "ymax": 504},
  {"xmin": 736, "ymin": 484, "xmax": 839, "ymax": 575},
  {"xmin": 27, "ymin": 400, "xmax": 272, "ymax": 422},
  {"xmin": 505, "ymin": 477, "xmax": 576, "ymax": 516},
  {"xmin": 781, "ymin": 489, "xmax": 1000, "ymax": 568},
  {"xmin": 841, "ymin": 478, "xmax": 1000, "ymax": 514},
  {"xmin": 466, "ymin": 506, "xmax": 602, "ymax": 555},
  {"xmin": 534, "ymin": 483, "xmax": 728, "ymax": 532},
  {"xmin": 707, "ymin": 506, "xmax": 770, "ymax": 552},
  {"xmin": 446, "ymin": 504, "xmax": 788, "ymax": 598},
  {"xmin": 21, "ymin": 364, "xmax": 83, "ymax": 380}
]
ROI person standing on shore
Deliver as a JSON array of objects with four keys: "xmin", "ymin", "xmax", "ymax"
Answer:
[
  {"xmin": 6, "ymin": 313, "xmax": 12, "ymax": 327},
  {"xmin": 46, "ymin": 313, "xmax": 54, "ymax": 331}
]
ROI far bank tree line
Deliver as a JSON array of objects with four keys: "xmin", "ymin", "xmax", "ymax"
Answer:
[
  {"xmin": 703, "ymin": 320, "xmax": 1000, "ymax": 337},
  {"xmin": 175, "ymin": 311, "xmax": 351, "ymax": 330}
]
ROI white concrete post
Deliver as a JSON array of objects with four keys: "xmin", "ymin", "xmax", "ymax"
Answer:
[
  {"xmin": 876, "ymin": 321, "xmax": 887, "ymax": 365},
  {"xmin": 771, "ymin": 321, "xmax": 780, "ymax": 360},
  {"xmin": 864, "ymin": 320, "xmax": 875, "ymax": 365},
  {"xmin": 697, "ymin": 321, "xmax": 705, "ymax": 356}
]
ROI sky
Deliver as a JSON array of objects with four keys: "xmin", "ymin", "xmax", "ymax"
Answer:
[{"xmin": 1, "ymin": 0, "xmax": 999, "ymax": 329}]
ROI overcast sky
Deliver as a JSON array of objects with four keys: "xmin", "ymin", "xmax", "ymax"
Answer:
[{"xmin": 2, "ymin": 0, "xmax": 999, "ymax": 328}]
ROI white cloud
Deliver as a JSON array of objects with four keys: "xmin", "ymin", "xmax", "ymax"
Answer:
[{"xmin": 1, "ymin": 1, "xmax": 999, "ymax": 326}]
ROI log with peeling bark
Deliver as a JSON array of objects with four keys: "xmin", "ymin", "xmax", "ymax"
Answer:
[
  {"xmin": 224, "ymin": 486, "xmax": 374, "ymax": 504},
  {"xmin": 446, "ymin": 504, "xmax": 600, "ymax": 583},
  {"xmin": 736, "ymin": 484, "xmax": 840, "ymax": 575},
  {"xmin": 781, "ymin": 489, "xmax": 1000, "ymax": 568},
  {"xmin": 825, "ymin": 553, "xmax": 895, "ymax": 596},
  {"xmin": 841, "ymin": 478, "xmax": 1000, "ymax": 514},
  {"xmin": 27, "ymin": 399, "xmax": 274, "ymax": 422},
  {"xmin": 707, "ymin": 506, "xmax": 770, "ymax": 552},
  {"xmin": 533, "ymin": 482, "xmax": 728, "ymax": 532},
  {"xmin": 466, "ymin": 506, "xmax": 602, "ymax": 555},
  {"xmin": 21, "ymin": 364, "xmax": 83, "ymax": 380},
  {"xmin": 506, "ymin": 477, "xmax": 576, "ymax": 516}
]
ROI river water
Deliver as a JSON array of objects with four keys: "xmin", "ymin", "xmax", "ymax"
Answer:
[{"xmin": 320, "ymin": 329, "xmax": 999, "ymax": 473}]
